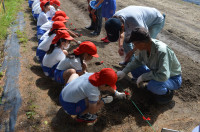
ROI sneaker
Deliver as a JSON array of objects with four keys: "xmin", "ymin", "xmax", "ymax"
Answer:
[
  {"xmin": 90, "ymin": 31, "xmax": 100, "ymax": 36},
  {"xmin": 103, "ymin": 38, "xmax": 110, "ymax": 43},
  {"xmin": 101, "ymin": 36, "xmax": 107, "ymax": 41},
  {"xmin": 76, "ymin": 113, "xmax": 97, "ymax": 123},
  {"xmin": 119, "ymin": 61, "xmax": 128, "ymax": 66},
  {"xmin": 154, "ymin": 90, "xmax": 174, "ymax": 105},
  {"xmin": 85, "ymin": 25, "xmax": 95, "ymax": 30}
]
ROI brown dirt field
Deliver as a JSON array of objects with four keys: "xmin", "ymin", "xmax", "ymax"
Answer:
[{"xmin": 13, "ymin": 0, "xmax": 200, "ymax": 132}]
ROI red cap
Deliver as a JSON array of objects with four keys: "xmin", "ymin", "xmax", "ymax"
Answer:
[
  {"xmin": 89, "ymin": 68, "xmax": 118, "ymax": 90},
  {"xmin": 52, "ymin": 11, "xmax": 69, "ymax": 20},
  {"xmin": 52, "ymin": 30, "xmax": 73, "ymax": 44},
  {"xmin": 40, "ymin": 0, "xmax": 47, "ymax": 11},
  {"xmin": 52, "ymin": 0, "xmax": 60, "ymax": 6},
  {"xmin": 40, "ymin": 0, "xmax": 49, "ymax": 11},
  {"xmin": 50, "ymin": 21, "xmax": 68, "ymax": 32},
  {"xmin": 52, "ymin": 16, "xmax": 67, "ymax": 22},
  {"xmin": 49, "ymin": 0, "xmax": 53, "ymax": 5},
  {"xmin": 73, "ymin": 41, "xmax": 99, "ymax": 57}
]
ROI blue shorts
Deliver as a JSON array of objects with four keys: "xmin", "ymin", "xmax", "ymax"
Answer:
[
  {"xmin": 102, "ymin": 0, "xmax": 116, "ymax": 18},
  {"xmin": 37, "ymin": 26, "xmax": 40, "ymax": 31},
  {"xmin": 37, "ymin": 28, "xmax": 46, "ymax": 39},
  {"xmin": 28, "ymin": 0, "xmax": 34, "ymax": 8},
  {"xmin": 34, "ymin": 14, "xmax": 39, "ymax": 21},
  {"xmin": 59, "ymin": 89, "xmax": 86, "ymax": 115},
  {"xmin": 48, "ymin": 17, "xmax": 52, "ymax": 20},
  {"xmin": 36, "ymin": 49, "xmax": 46, "ymax": 63},
  {"xmin": 131, "ymin": 65, "xmax": 182, "ymax": 95},
  {"xmin": 42, "ymin": 63, "xmax": 58, "ymax": 78},
  {"xmin": 54, "ymin": 69, "xmax": 65, "ymax": 84},
  {"xmin": 38, "ymin": 39, "xmax": 43, "ymax": 45}
]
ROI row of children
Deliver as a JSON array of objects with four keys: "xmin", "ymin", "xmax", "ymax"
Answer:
[
  {"xmin": 28, "ymin": 0, "xmax": 126, "ymax": 123},
  {"xmin": 28, "ymin": 0, "xmax": 182, "ymax": 123}
]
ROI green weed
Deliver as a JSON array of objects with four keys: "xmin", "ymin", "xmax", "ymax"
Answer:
[
  {"xmin": 0, "ymin": 71, "xmax": 3, "ymax": 80},
  {"xmin": 26, "ymin": 98, "xmax": 38, "ymax": 119},
  {"xmin": 16, "ymin": 29, "xmax": 28, "ymax": 45},
  {"xmin": 0, "ymin": 0, "xmax": 24, "ymax": 41}
]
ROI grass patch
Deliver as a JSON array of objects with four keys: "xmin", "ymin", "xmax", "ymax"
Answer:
[
  {"xmin": 0, "ymin": 0, "xmax": 24, "ymax": 41},
  {"xmin": 16, "ymin": 29, "xmax": 28, "ymax": 45}
]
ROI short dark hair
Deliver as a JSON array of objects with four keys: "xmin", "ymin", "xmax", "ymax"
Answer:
[
  {"xmin": 126, "ymin": 27, "xmax": 151, "ymax": 43},
  {"xmin": 44, "ymin": 1, "xmax": 50, "ymax": 7}
]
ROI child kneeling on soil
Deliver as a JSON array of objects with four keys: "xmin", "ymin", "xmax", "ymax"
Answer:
[
  {"xmin": 117, "ymin": 27, "xmax": 182, "ymax": 104},
  {"xmin": 37, "ymin": 0, "xmax": 50, "ymax": 34},
  {"xmin": 46, "ymin": 0, "xmax": 61, "ymax": 20},
  {"xmin": 42, "ymin": 30, "xmax": 73, "ymax": 79},
  {"xmin": 54, "ymin": 41, "xmax": 98, "ymax": 84},
  {"xmin": 59, "ymin": 68, "xmax": 126, "ymax": 122},
  {"xmin": 37, "ymin": 21, "xmax": 68, "ymax": 63},
  {"xmin": 37, "ymin": 16, "xmax": 68, "ymax": 47}
]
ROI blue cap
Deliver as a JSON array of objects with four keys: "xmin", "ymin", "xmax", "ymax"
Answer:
[
  {"xmin": 105, "ymin": 18, "xmax": 122, "ymax": 42},
  {"xmin": 89, "ymin": 0, "xmax": 102, "ymax": 10}
]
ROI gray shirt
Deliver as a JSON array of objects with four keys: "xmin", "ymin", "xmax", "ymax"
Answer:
[
  {"xmin": 114, "ymin": 6, "xmax": 164, "ymax": 42},
  {"xmin": 61, "ymin": 73, "xmax": 100, "ymax": 103},
  {"xmin": 56, "ymin": 57, "xmax": 82, "ymax": 72}
]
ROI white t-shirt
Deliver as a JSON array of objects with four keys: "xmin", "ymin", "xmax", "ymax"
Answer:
[
  {"xmin": 32, "ymin": 0, "xmax": 40, "ymax": 9},
  {"xmin": 42, "ymin": 47, "xmax": 65, "ymax": 68},
  {"xmin": 56, "ymin": 56, "xmax": 82, "ymax": 71},
  {"xmin": 34, "ymin": 5, "xmax": 42, "ymax": 15},
  {"xmin": 37, "ymin": 12, "xmax": 49, "ymax": 27},
  {"xmin": 40, "ymin": 21, "xmax": 53, "ymax": 31},
  {"xmin": 40, "ymin": 30, "xmax": 50, "ymax": 41},
  {"xmin": 32, "ymin": 3, "xmax": 40, "ymax": 13},
  {"xmin": 46, "ymin": 5, "xmax": 56, "ymax": 18},
  {"xmin": 38, "ymin": 33, "xmax": 56, "ymax": 51},
  {"xmin": 61, "ymin": 73, "xmax": 100, "ymax": 103}
]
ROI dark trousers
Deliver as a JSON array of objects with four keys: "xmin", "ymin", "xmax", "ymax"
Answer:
[{"xmin": 89, "ymin": 6, "xmax": 102, "ymax": 34}]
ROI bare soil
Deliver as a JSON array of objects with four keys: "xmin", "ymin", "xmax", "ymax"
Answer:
[{"xmin": 13, "ymin": 0, "xmax": 200, "ymax": 132}]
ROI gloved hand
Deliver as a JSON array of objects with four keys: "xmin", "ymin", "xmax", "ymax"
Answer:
[
  {"xmin": 136, "ymin": 75, "xmax": 143, "ymax": 88},
  {"xmin": 77, "ymin": 41, "xmax": 82, "ymax": 44},
  {"xmin": 115, "ymin": 90, "xmax": 126, "ymax": 99},
  {"xmin": 101, "ymin": 96, "xmax": 113, "ymax": 104},
  {"xmin": 117, "ymin": 71, "xmax": 126, "ymax": 81}
]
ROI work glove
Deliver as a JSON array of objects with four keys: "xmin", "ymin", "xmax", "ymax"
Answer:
[
  {"xmin": 136, "ymin": 75, "xmax": 143, "ymax": 88},
  {"xmin": 101, "ymin": 96, "xmax": 113, "ymax": 104},
  {"xmin": 117, "ymin": 71, "xmax": 126, "ymax": 81},
  {"xmin": 77, "ymin": 41, "xmax": 82, "ymax": 44},
  {"xmin": 115, "ymin": 90, "xmax": 126, "ymax": 99}
]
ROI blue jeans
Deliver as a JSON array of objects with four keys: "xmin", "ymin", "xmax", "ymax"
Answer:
[{"xmin": 131, "ymin": 65, "xmax": 182, "ymax": 95}]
